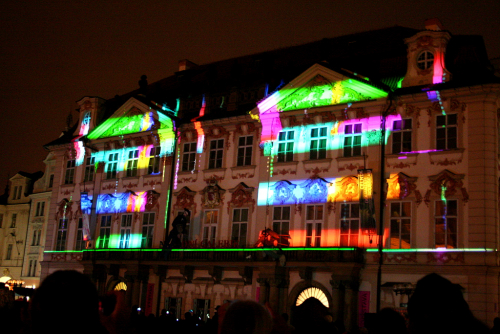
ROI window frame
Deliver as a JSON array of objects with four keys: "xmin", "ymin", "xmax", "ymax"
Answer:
[
  {"xmin": 340, "ymin": 203, "xmax": 360, "ymax": 247},
  {"xmin": 392, "ymin": 119, "xmax": 413, "ymax": 154},
  {"xmin": 75, "ymin": 218, "xmax": 85, "ymax": 250},
  {"xmin": 272, "ymin": 206, "xmax": 291, "ymax": 246},
  {"xmin": 434, "ymin": 199, "xmax": 458, "ymax": 249},
  {"xmin": 231, "ymin": 208, "xmax": 249, "ymax": 247},
  {"xmin": 237, "ymin": 135, "xmax": 253, "ymax": 166},
  {"xmin": 389, "ymin": 201, "xmax": 411, "ymax": 249},
  {"xmin": 126, "ymin": 149, "xmax": 139, "ymax": 177},
  {"xmin": 343, "ymin": 123, "xmax": 362, "ymax": 157},
  {"xmin": 208, "ymin": 139, "xmax": 224, "ymax": 169},
  {"xmin": 148, "ymin": 146, "xmax": 162, "ymax": 175},
  {"xmin": 106, "ymin": 153, "xmax": 119, "ymax": 179},
  {"xmin": 55, "ymin": 218, "xmax": 68, "ymax": 251},
  {"xmin": 119, "ymin": 214, "xmax": 133, "ymax": 249},
  {"xmin": 436, "ymin": 113, "xmax": 458, "ymax": 150},
  {"xmin": 141, "ymin": 212, "xmax": 155, "ymax": 248},
  {"xmin": 202, "ymin": 210, "xmax": 218, "ymax": 245},
  {"xmin": 416, "ymin": 50, "xmax": 434, "ymax": 70},
  {"xmin": 98, "ymin": 215, "xmax": 112, "ymax": 249},
  {"xmin": 277, "ymin": 130, "xmax": 295, "ymax": 163},
  {"xmin": 305, "ymin": 205, "xmax": 323, "ymax": 247},
  {"xmin": 310, "ymin": 127, "xmax": 328, "ymax": 160},
  {"xmin": 64, "ymin": 159, "xmax": 76, "ymax": 184},
  {"xmin": 181, "ymin": 142, "xmax": 197, "ymax": 172},
  {"xmin": 84, "ymin": 156, "xmax": 96, "ymax": 182}
]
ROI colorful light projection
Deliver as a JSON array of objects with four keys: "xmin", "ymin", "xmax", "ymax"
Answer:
[
  {"xmin": 73, "ymin": 112, "xmax": 93, "ymax": 166},
  {"xmin": 80, "ymin": 193, "xmax": 92, "ymax": 241},
  {"xmin": 96, "ymin": 191, "xmax": 147, "ymax": 214},
  {"xmin": 192, "ymin": 95, "xmax": 206, "ymax": 154}
]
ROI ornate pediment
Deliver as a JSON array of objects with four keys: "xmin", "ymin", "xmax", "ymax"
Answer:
[
  {"xmin": 299, "ymin": 175, "xmax": 329, "ymax": 204},
  {"xmin": 227, "ymin": 183, "xmax": 256, "ymax": 213},
  {"xmin": 424, "ymin": 169, "xmax": 468, "ymax": 205},
  {"xmin": 387, "ymin": 173, "xmax": 422, "ymax": 205}
]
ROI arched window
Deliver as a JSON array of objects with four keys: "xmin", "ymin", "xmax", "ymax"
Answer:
[{"xmin": 296, "ymin": 287, "xmax": 329, "ymax": 308}]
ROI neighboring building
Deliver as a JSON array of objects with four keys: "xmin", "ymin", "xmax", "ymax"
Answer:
[
  {"xmin": 41, "ymin": 20, "xmax": 500, "ymax": 329},
  {"xmin": 0, "ymin": 172, "xmax": 42, "ymax": 290}
]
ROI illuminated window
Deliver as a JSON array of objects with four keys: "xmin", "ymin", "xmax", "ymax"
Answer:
[
  {"xmin": 119, "ymin": 214, "xmax": 132, "ymax": 248},
  {"xmin": 390, "ymin": 202, "xmax": 411, "ymax": 249},
  {"xmin": 208, "ymin": 139, "xmax": 224, "ymax": 169},
  {"xmin": 114, "ymin": 282, "xmax": 127, "ymax": 291},
  {"xmin": 6, "ymin": 244, "xmax": 13, "ymax": 260},
  {"xmin": 27, "ymin": 259, "xmax": 37, "ymax": 277},
  {"xmin": 141, "ymin": 212, "xmax": 155, "ymax": 248},
  {"xmin": 98, "ymin": 215, "xmax": 112, "ymax": 248},
  {"xmin": 277, "ymin": 130, "xmax": 294, "ymax": 163},
  {"xmin": 106, "ymin": 153, "xmax": 119, "ymax": 179},
  {"xmin": 296, "ymin": 287, "xmax": 329, "ymax": 308},
  {"xmin": 75, "ymin": 218, "xmax": 85, "ymax": 251},
  {"xmin": 435, "ymin": 199, "xmax": 457, "ymax": 248},
  {"xmin": 340, "ymin": 203, "xmax": 360, "ymax": 247},
  {"xmin": 273, "ymin": 206, "xmax": 290, "ymax": 246},
  {"xmin": 392, "ymin": 119, "xmax": 412, "ymax": 154},
  {"xmin": 237, "ymin": 136, "xmax": 253, "ymax": 166},
  {"xmin": 310, "ymin": 127, "xmax": 327, "ymax": 160},
  {"xmin": 32, "ymin": 229, "xmax": 41, "ymax": 246},
  {"xmin": 55, "ymin": 218, "xmax": 68, "ymax": 251},
  {"xmin": 194, "ymin": 298, "xmax": 211, "ymax": 322},
  {"xmin": 182, "ymin": 142, "xmax": 197, "ymax": 171},
  {"xmin": 231, "ymin": 208, "xmax": 248, "ymax": 247},
  {"xmin": 10, "ymin": 214, "xmax": 17, "ymax": 228},
  {"xmin": 417, "ymin": 50, "xmax": 434, "ymax": 70},
  {"xmin": 49, "ymin": 174, "xmax": 54, "ymax": 188},
  {"xmin": 84, "ymin": 156, "xmax": 95, "ymax": 182},
  {"xmin": 202, "ymin": 210, "xmax": 218, "ymax": 245},
  {"xmin": 64, "ymin": 160, "xmax": 76, "ymax": 184},
  {"xmin": 436, "ymin": 114, "xmax": 457, "ymax": 150},
  {"xmin": 126, "ymin": 149, "xmax": 139, "ymax": 177},
  {"xmin": 306, "ymin": 205, "xmax": 323, "ymax": 247},
  {"xmin": 344, "ymin": 124, "xmax": 362, "ymax": 157},
  {"xmin": 35, "ymin": 201, "xmax": 45, "ymax": 217},
  {"xmin": 148, "ymin": 146, "xmax": 161, "ymax": 175}
]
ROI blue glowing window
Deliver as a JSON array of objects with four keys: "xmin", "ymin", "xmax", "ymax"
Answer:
[
  {"xmin": 310, "ymin": 127, "xmax": 327, "ymax": 160},
  {"xmin": 106, "ymin": 153, "xmax": 119, "ymax": 179}
]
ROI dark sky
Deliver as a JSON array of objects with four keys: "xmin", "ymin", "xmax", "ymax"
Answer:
[{"xmin": 1, "ymin": 0, "xmax": 499, "ymax": 192}]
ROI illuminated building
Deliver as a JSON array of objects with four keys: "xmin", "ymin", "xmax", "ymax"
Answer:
[{"xmin": 41, "ymin": 20, "xmax": 500, "ymax": 329}]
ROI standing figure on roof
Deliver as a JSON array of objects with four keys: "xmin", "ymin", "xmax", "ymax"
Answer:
[{"xmin": 165, "ymin": 208, "xmax": 190, "ymax": 248}]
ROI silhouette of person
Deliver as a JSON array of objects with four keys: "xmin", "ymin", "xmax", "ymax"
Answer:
[
  {"xmin": 166, "ymin": 208, "xmax": 190, "ymax": 248},
  {"xmin": 220, "ymin": 300, "xmax": 273, "ymax": 334}
]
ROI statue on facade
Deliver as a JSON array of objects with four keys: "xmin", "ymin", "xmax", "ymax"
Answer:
[{"xmin": 165, "ymin": 208, "xmax": 190, "ymax": 248}]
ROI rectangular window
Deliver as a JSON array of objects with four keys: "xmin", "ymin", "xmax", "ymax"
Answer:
[
  {"xmin": 27, "ymin": 259, "xmax": 37, "ymax": 277},
  {"xmin": 436, "ymin": 114, "xmax": 457, "ymax": 150},
  {"xmin": 65, "ymin": 160, "xmax": 76, "ymax": 184},
  {"xmin": 435, "ymin": 199, "xmax": 457, "ymax": 248},
  {"xmin": 32, "ymin": 229, "xmax": 41, "ymax": 246},
  {"xmin": 10, "ymin": 214, "xmax": 17, "ymax": 228},
  {"xmin": 98, "ymin": 215, "xmax": 112, "ymax": 248},
  {"xmin": 231, "ymin": 208, "xmax": 248, "ymax": 247},
  {"xmin": 165, "ymin": 297, "xmax": 182, "ymax": 319},
  {"xmin": 237, "ymin": 136, "xmax": 253, "ymax": 166},
  {"xmin": 106, "ymin": 153, "xmax": 119, "ymax": 179},
  {"xmin": 182, "ymin": 142, "xmax": 197, "ymax": 171},
  {"xmin": 272, "ymin": 206, "xmax": 290, "ymax": 246},
  {"xmin": 202, "ymin": 210, "xmax": 218, "ymax": 245},
  {"xmin": 35, "ymin": 201, "xmax": 45, "ymax": 217},
  {"xmin": 49, "ymin": 174, "xmax": 54, "ymax": 188},
  {"xmin": 277, "ymin": 130, "xmax": 294, "ymax": 163},
  {"xmin": 390, "ymin": 202, "xmax": 411, "ymax": 249},
  {"xmin": 126, "ymin": 149, "xmax": 139, "ymax": 177},
  {"xmin": 340, "ymin": 203, "xmax": 360, "ymax": 247},
  {"xmin": 310, "ymin": 127, "xmax": 327, "ymax": 160},
  {"xmin": 305, "ymin": 205, "xmax": 323, "ymax": 247},
  {"xmin": 6, "ymin": 244, "xmax": 13, "ymax": 260},
  {"xmin": 56, "ymin": 218, "xmax": 68, "ymax": 251},
  {"xmin": 75, "ymin": 218, "xmax": 85, "ymax": 250},
  {"xmin": 119, "ymin": 214, "xmax": 133, "ymax": 249},
  {"xmin": 148, "ymin": 146, "xmax": 161, "ymax": 175},
  {"xmin": 392, "ymin": 119, "xmax": 412, "ymax": 154},
  {"xmin": 141, "ymin": 212, "xmax": 155, "ymax": 248},
  {"xmin": 344, "ymin": 123, "xmax": 362, "ymax": 157},
  {"xmin": 208, "ymin": 139, "xmax": 224, "ymax": 169},
  {"xmin": 84, "ymin": 156, "xmax": 95, "ymax": 182}
]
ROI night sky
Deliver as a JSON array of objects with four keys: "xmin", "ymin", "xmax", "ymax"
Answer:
[{"xmin": 1, "ymin": 0, "xmax": 499, "ymax": 192}]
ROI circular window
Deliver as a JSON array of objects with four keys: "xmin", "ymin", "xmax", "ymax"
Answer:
[
  {"xmin": 114, "ymin": 282, "xmax": 127, "ymax": 291},
  {"xmin": 295, "ymin": 287, "xmax": 329, "ymax": 308},
  {"xmin": 417, "ymin": 51, "xmax": 434, "ymax": 70}
]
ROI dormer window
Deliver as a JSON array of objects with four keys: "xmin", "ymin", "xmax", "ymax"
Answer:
[{"xmin": 417, "ymin": 51, "xmax": 434, "ymax": 70}]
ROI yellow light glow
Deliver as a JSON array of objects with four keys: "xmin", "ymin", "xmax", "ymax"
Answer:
[{"xmin": 296, "ymin": 287, "xmax": 329, "ymax": 308}]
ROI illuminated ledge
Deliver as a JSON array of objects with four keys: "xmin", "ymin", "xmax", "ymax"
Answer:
[
  {"xmin": 365, "ymin": 248, "xmax": 496, "ymax": 253},
  {"xmin": 45, "ymin": 247, "xmax": 357, "ymax": 253}
]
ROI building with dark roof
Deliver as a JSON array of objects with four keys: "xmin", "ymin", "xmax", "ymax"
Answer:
[{"xmin": 41, "ymin": 20, "xmax": 500, "ymax": 329}]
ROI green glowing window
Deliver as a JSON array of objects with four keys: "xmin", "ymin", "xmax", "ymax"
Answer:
[
  {"xmin": 208, "ymin": 139, "xmax": 224, "ymax": 169},
  {"xmin": 203, "ymin": 210, "xmax": 218, "ymax": 245},
  {"xmin": 277, "ymin": 130, "xmax": 294, "ymax": 163},
  {"xmin": 119, "ymin": 214, "xmax": 133, "ymax": 249},
  {"xmin": 417, "ymin": 51, "xmax": 434, "ymax": 70},
  {"xmin": 106, "ymin": 153, "xmax": 119, "ymax": 179},
  {"xmin": 141, "ymin": 212, "xmax": 155, "ymax": 248},
  {"xmin": 126, "ymin": 149, "xmax": 139, "ymax": 177},
  {"xmin": 64, "ymin": 159, "xmax": 76, "ymax": 184},
  {"xmin": 231, "ymin": 208, "xmax": 248, "ymax": 247},
  {"xmin": 310, "ymin": 127, "xmax": 327, "ymax": 160},
  {"xmin": 237, "ymin": 136, "xmax": 253, "ymax": 166},
  {"xmin": 273, "ymin": 206, "xmax": 290, "ymax": 246},
  {"xmin": 436, "ymin": 114, "xmax": 457, "ymax": 150},
  {"xmin": 390, "ymin": 202, "xmax": 411, "ymax": 249},
  {"xmin": 392, "ymin": 119, "xmax": 412, "ymax": 154},
  {"xmin": 55, "ymin": 218, "xmax": 68, "ymax": 251},
  {"xmin": 340, "ymin": 203, "xmax": 360, "ymax": 247},
  {"xmin": 75, "ymin": 218, "xmax": 85, "ymax": 251},
  {"xmin": 343, "ymin": 124, "xmax": 362, "ymax": 157},
  {"xmin": 98, "ymin": 215, "xmax": 112, "ymax": 249},
  {"xmin": 435, "ymin": 199, "xmax": 457, "ymax": 249},
  {"xmin": 182, "ymin": 142, "xmax": 196, "ymax": 172},
  {"xmin": 148, "ymin": 146, "xmax": 161, "ymax": 175},
  {"xmin": 84, "ymin": 156, "xmax": 95, "ymax": 182},
  {"xmin": 306, "ymin": 205, "xmax": 323, "ymax": 247}
]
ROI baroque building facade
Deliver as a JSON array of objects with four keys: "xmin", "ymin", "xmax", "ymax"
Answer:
[{"xmin": 41, "ymin": 21, "xmax": 500, "ymax": 329}]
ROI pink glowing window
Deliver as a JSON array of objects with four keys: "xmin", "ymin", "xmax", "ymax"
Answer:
[{"xmin": 344, "ymin": 124, "xmax": 362, "ymax": 157}]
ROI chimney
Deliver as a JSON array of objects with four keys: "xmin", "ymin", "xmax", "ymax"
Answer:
[
  {"xmin": 425, "ymin": 18, "xmax": 443, "ymax": 31},
  {"xmin": 178, "ymin": 59, "xmax": 198, "ymax": 71}
]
